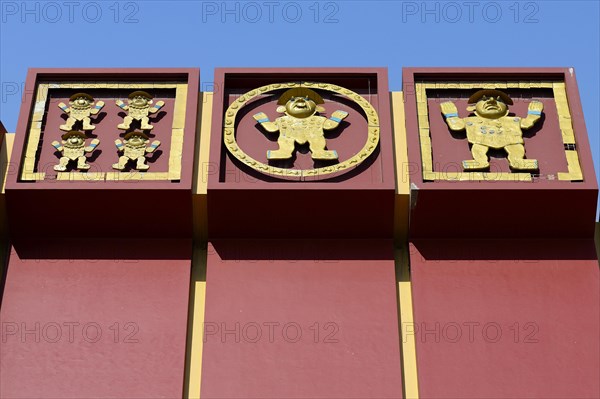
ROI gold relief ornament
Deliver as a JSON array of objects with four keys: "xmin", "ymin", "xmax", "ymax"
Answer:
[
  {"xmin": 253, "ymin": 88, "xmax": 348, "ymax": 161},
  {"xmin": 51, "ymin": 130, "xmax": 99, "ymax": 171},
  {"xmin": 115, "ymin": 91, "xmax": 165, "ymax": 130},
  {"xmin": 223, "ymin": 82, "xmax": 380, "ymax": 180},
  {"xmin": 113, "ymin": 130, "xmax": 160, "ymax": 171},
  {"xmin": 58, "ymin": 93, "xmax": 105, "ymax": 131},
  {"xmin": 441, "ymin": 89, "xmax": 543, "ymax": 171}
]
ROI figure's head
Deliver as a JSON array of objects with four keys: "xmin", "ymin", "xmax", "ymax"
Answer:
[
  {"xmin": 69, "ymin": 93, "xmax": 94, "ymax": 108},
  {"xmin": 277, "ymin": 88, "xmax": 325, "ymax": 118},
  {"xmin": 61, "ymin": 130, "xmax": 86, "ymax": 146},
  {"xmin": 128, "ymin": 91, "xmax": 153, "ymax": 107},
  {"xmin": 468, "ymin": 89, "xmax": 512, "ymax": 119},
  {"xmin": 124, "ymin": 130, "xmax": 149, "ymax": 145}
]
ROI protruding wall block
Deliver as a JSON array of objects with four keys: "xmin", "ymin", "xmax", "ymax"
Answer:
[{"xmin": 5, "ymin": 68, "xmax": 200, "ymax": 240}]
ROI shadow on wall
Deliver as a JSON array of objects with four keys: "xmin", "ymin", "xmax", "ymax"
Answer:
[{"xmin": 596, "ymin": 222, "xmax": 600, "ymax": 264}]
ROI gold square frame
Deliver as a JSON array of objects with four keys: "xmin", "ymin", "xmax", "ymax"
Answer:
[
  {"xmin": 21, "ymin": 81, "xmax": 188, "ymax": 182},
  {"xmin": 416, "ymin": 81, "xmax": 583, "ymax": 182}
]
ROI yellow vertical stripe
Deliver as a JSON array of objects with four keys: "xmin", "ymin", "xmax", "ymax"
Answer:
[
  {"xmin": 184, "ymin": 247, "xmax": 207, "ymax": 399},
  {"xmin": 0, "ymin": 133, "xmax": 15, "ymax": 281},
  {"xmin": 1, "ymin": 133, "xmax": 14, "ymax": 195},
  {"xmin": 396, "ymin": 248, "xmax": 419, "ymax": 399},
  {"xmin": 186, "ymin": 90, "xmax": 213, "ymax": 398},
  {"xmin": 196, "ymin": 92, "xmax": 213, "ymax": 196},
  {"xmin": 193, "ymin": 92, "xmax": 212, "ymax": 243},
  {"xmin": 392, "ymin": 92, "xmax": 410, "ymax": 196},
  {"xmin": 391, "ymin": 92, "xmax": 410, "ymax": 246}
]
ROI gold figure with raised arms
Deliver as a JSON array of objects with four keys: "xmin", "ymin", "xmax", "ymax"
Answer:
[
  {"xmin": 441, "ymin": 89, "xmax": 543, "ymax": 170},
  {"xmin": 253, "ymin": 88, "xmax": 348, "ymax": 161},
  {"xmin": 51, "ymin": 130, "xmax": 99, "ymax": 171},
  {"xmin": 58, "ymin": 93, "xmax": 104, "ymax": 131},
  {"xmin": 116, "ymin": 91, "xmax": 165, "ymax": 131},
  {"xmin": 113, "ymin": 130, "xmax": 160, "ymax": 171}
]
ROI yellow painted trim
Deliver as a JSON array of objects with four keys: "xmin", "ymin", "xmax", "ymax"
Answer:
[
  {"xmin": 557, "ymin": 150, "xmax": 584, "ymax": 181},
  {"xmin": 396, "ymin": 248, "xmax": 419, "ymax": 399},
  {"xmin": 20, "ymin": 83, "xmax": 48, "ymax": 181},
  {"xmin": 167, "ymin": 84, "xmax": 189, "ymax": 180},
  {"xmin": 1, "ymin": 134, "xmax": 15, "ymax": 195},
  {"xmin": 392, "ymin": 92, "xmax": 410, "ymax": 195},
  {"xmin": 105, "ymin": 172, "xmax": 170, "ymax": 181},
  {"xmin": 56, "ymin": 172, "xmax": 105, "ymax": 181},
  {"xmin": 391, "ymin": 92, "xmax": 410, "ymax": 245},
  {"xmin": 192, "ymin": 92, "xmax": 212, "ymax": 243},
  {"xmin": 424, "ymin": 171, "xmax": 532, "ymax": 182},
  {"xmin": 0, "ymin": 133, "xmax": 14, "ymax": 280},
  {"xmin": 553, "ymin": 84, "xmax": 584, "ymax": 181},
  {"xmin": 48, "ymin": 82, "xmax": 179, "ymax": 89},
  {"xmin": 197, "ymin": 92, "xmax": 213, "ymax": 196},
  {"xmin": 184, "ymin": 246, "xmax": 208, "ymax": 399}
]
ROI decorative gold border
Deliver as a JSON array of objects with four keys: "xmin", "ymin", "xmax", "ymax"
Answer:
[
  {"xmin": 21, "ymin": 82, "xmax": 188, "ymax": 182},
  {"xmin": 416, "ymin": 81, "xmax": 583, "ymax": 182},
  {"xmin": 223, "ymin": 82, "xmax": 380, "ymax": 180}
]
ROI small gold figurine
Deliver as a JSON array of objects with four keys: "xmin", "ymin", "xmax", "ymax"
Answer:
[
  {"xmin": 51, "ymin": 130, "xmax": 99, "ymax": 171},
  {"xmin": 441, "ymin": 89, "xmax": 543, "ymax": 171},
  {"xmin": 113, "ymin": 130, "xmax": 160, "ymax": 171},
  {"xmin": 115, "ymin": 91, "xmax": 165, "ymax": 131},
  {"xmin": 253, "ymin": 88, "xmax": 348, "ymax": 161},
  {"xmin": 58, "ymin": 93, "xmax": 105, "ymax": 131}
]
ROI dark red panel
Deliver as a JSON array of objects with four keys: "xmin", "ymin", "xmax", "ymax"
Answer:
[
  {"xmin": 208, "ymin": 188, "xmax": 393, "ymax": 239},
  {"xmin": 208, "ymin": 68, "xmax": 395, "ymax": 239},
  {"xmin": 403, "ymin": 68, "xmax": 598, "ymax": 239},
  {"xmin": 5, "ymin": 68, "xmax": 199, "ymax": 240},
  {"xmin": 409, "ymin": 187, "xmax": 597, "ymax": 239},
  {"xmin": 201, "ymin": 239, "xmax": 403, "ymax": 399},
  {"xmin": 0, "ymin": 239, "xmax": 191, "ymax": 399},
  {"xmin": 410, "ymin": 239, "xmax": 600, "ymax": 399},
  {"xmin": 6, "ymin": 189, "xmax": 192, "ymax": 240},
  {"xmin": 7, "ymin": 68, "xmax": 199, "ymax": 190}
]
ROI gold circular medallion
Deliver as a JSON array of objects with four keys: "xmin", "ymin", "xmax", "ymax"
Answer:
[{"xmin": 223, "ymin": 81, "xmax": 380, "ymax": 180}]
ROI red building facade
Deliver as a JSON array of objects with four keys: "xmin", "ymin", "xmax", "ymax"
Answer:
[{"xmin": 0, "ymin": 67, "xmax": 598, "ymax": 398}]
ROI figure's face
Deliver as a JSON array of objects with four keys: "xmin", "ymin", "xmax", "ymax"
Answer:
[
  {"xmin": 67, "ymin": 136, "xmax": 84, "ymax": 146},
  {"xmin": 73, "ymin": 97, "xmax": 91, "ymax": 107},
  {"xmin": 132, "ymin": 96, "xmax": 149, "ymax": 107},
  {"xmin": 475, "ymin": 96, "xmax": 508, "ymax": 119},
  {"xmin": 128, "ymin": 135, "xmax": 146, "ymax": 145},
  {"xmin": 285, "ymin": 96, "xmax": 317, "ymax": 118}
]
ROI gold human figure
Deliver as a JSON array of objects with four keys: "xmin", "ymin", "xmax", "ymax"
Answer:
[
  {"xmin": 113, "ymin": 130, "xmax": 160, "ymax": 171},
  {"xmin": 51, "ymin": 130, "xmax": 99, "ymax": 171},
  {"xmin": 253, "ymin": 88, "xmax": 348, "ymax": 161},
  {"xmin": 441, "ymin": 89, "xmax": 543, "ymax": 170},
  {"xmin": 58, "ymin": 93, "xmax": 104, "ymax": 131},
  {"xmin": 116, "ymin": 91, "xmax": 165, "ymax": 131}
]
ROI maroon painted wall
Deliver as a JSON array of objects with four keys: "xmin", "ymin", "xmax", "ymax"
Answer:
[
  {"xmin": 200, "ymin": 240, "xmax": 404, "ymax": 399},
  {"xmin": 410, "ymin": 239, "xmax": 600, "ymax": 399},
  {"xmin": 0, "ymin": 239, "xmax": 192, "ymax": 399}
]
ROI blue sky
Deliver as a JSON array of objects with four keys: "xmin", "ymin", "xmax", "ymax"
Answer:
[{"xmin": 1, "ymin": 1, "xmax": 598, "ymax": 210}]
